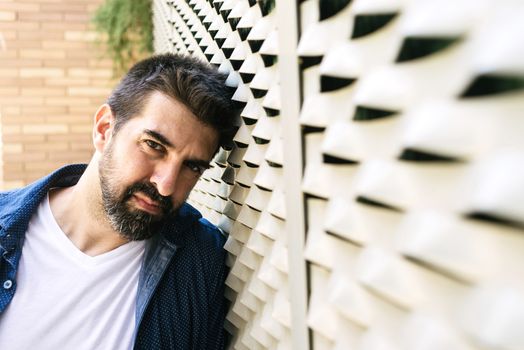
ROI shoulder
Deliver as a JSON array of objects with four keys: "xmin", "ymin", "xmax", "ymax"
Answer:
[
  {"xmin": 0, "ymin": 164, "xmax": 86, "ymax": 227},
  {"xmin": 0, "ymin": 187, "xmax": 35, "ymax": 226},
  {"xmin": 170, "ymin": 202, "xmax": 227, "ymax": 251},
  {"xmin": 0, "ymin": 188, "xmax": 19, "ymax": 203},
  {"xmin": 0, "ymin": 186, "xmax": 31, "ymax": 203},
  {"xmin": 186, "ymin": 218, "xmax": 227, "ymax": 274},
  {"xmin": 193, "ymin": 217, "xmax": 227, "ymax": 252},
  {"xmin": 162, "ymin": 203, "xmax": 228, "ymax": 294},
  {"xmin": 184, "ymin": 204, "xmax": 226, "ymax": 259}
]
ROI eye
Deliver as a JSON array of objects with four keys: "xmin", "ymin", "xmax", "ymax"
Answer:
[
  {"xmin": 144, "ymin": 139, "xmax": 165, "ymax": 152},
  {"xmin": 185, "ymin": 162, "xmax": 206, "ymax": 175}
]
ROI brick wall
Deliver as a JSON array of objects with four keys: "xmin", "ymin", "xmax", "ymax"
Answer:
[{"xmin": 0, "ymin": 0, "xmax": 114, "ymax": 189}]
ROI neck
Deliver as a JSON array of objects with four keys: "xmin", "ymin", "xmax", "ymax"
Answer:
[{"xmin": 49, "ymin": 161, "xmax": 130, "ymax": 256}]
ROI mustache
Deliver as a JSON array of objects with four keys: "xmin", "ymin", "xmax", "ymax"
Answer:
[{"xmin": 123, "ymin": 182, "xmax": 173, "ymax": 214}]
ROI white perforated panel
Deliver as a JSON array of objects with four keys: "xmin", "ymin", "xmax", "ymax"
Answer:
[
  {"xmin": 154, "ymin": 1, "xmax": 291, "ymax": 349},
  {"xmin": 153, "ymin": 1, "xmax": 524, "ymax": 349},
  {"xmin": 297, "ymin": 1, "xmax": 524, "ymax": 349}
]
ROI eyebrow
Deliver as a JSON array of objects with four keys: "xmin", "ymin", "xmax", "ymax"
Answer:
[
  {"xmin": 143, "ymin": 129, "xmax": 173, "ymax": 148},
  {"xmin": 142, "ymin": 129, "xmax": 212, "ymax": 169}
]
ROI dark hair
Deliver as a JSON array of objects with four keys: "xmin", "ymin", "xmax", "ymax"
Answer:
[{"xmin": 107, "ymin": 53, "xmax": 236, "ymax": 148}]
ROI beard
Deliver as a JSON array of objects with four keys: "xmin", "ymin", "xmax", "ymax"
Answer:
[{"xmin": 98, "ymin": 144, "xmax": 175, "ymax": 241}]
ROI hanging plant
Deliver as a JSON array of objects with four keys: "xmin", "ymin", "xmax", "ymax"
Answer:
[{"xmin": 92, "ymin": 0, "xmax": 154, "ymax": 74}]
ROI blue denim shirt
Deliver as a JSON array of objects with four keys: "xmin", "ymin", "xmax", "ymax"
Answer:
[{"xmin": 0, "ymin": 164, "xmax": 227, "ymax": 349}]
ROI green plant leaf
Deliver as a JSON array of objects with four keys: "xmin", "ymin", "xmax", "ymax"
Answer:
[{"xmin": 92, "ymin": 0, "xmax": 153, "ymax": 74}]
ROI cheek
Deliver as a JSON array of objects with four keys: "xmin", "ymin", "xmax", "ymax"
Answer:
[{"xmin": 116, "ymin": 145, "xmax": 154, "ymax": 180}]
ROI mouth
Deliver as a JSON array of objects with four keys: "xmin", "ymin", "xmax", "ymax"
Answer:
[{"xmin": 131, "ymin": 192, "xmax": 163, "ymax": 216}]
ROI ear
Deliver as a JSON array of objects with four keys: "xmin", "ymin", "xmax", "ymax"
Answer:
[{"xmin": 93, "ymin": 104, "xmax": 115, "ymax": 153}]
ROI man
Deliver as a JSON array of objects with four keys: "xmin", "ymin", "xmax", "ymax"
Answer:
[{"xmin": 0, "ymin": 53, "xmax": 235, "ymax": 349}]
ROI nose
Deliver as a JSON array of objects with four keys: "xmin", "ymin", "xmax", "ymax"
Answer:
[{"xmin": 150, "ymin": 160, "xmax": 182, "ymax": 197}]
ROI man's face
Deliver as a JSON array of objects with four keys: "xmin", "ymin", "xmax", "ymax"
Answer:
[{"xmin": 98, "ymin": 92, "xmax": 219, "ymax": 241}]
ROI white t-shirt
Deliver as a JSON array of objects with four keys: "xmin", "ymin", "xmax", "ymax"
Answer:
[{"xmin": 0, "ymin": 194, "xmax": 146, "ymax": 350}]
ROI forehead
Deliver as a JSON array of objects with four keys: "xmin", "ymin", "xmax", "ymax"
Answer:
[{"xmin": 122, "ymin": 91, "xmax": 219, "ymax": 158}]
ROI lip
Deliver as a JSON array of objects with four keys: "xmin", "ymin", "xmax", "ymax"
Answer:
[{"xmin": 132, "ymin": 193, "xmax": 162, "ymax": 215}]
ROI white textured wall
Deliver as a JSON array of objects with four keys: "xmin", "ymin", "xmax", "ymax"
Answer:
[{"xmin": 153, "ymin": 1, "xmax": 524, "ymax": 349}]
